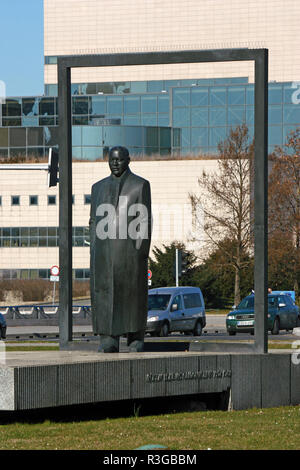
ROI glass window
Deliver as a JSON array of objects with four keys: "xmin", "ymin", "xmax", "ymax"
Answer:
[
  {"xmin": 191, "ymin": 128, "xmax": 208, "ymax": 147},
  {"xmin": 173, "ymin": 88, "xmax": 190, "ymax": 107},
  {"xmin": 228, "ymin": 106, "xmax": 245, "ymax": 126},
  {"xmin": 28, "ymin": 127, "xmax": 43, "ymax": 146},
  {"xmin": 39, "ymin": 117, "xmax": 55, "ymax": 126},
  {"xmin": 29, "ymin": 195, "xmax": 38, "ymax": 205},
  {"xmin": 82, "ymin": 126, "xmax": 102, "ymax": 146},
  {"xmin": 84, "ymin": 194, "xmax": 91, "ymax": 204},
  {"xmin": 157, "ymin": 115, "xmax": 169, "ymax": 126},
  {"xmin": 180, "ymin": 127, "xmax": 191, "ymax": 147},
  {"xmin": 113, "ymin": 82, "xmax": 130, "ymax": 94},
  {"xmin": 3, "ymin": 99, "xmax": 22, "ymax": 117},
  {"xmin": 40, "ymin": 97, "xmax": 55, "ymax": 116},
  {"xmin": 11, "ymin": 196, "xmax": 20, "ymax": 206},
  {"xmin": 228, "ymin": 87, "xmax": 245, "ymax": 105},
  {"xmin": 191, "ymin": 107, "xmax": 208, "ymax": 127},
  {"xmin": 159, "ymin": 128, "xmax": 171, "ymax": 148},
  {"xmin": 269, "ymin": 84, "xmax": 283, "ymax": 105},
  {"xmin": 164, "ymin": 80, "xmax": 181, "ymax": 90},
  {"xmin": 72, "ymin": 126, "xmax": 82, "ymax": 146},
  {"xmin": 283, "ymin": 105, "xmax": 300, "ymax": 124},
  {"xmin": 22, "ymin": 116, "xmax": 39, "ymax": 126},
  {"xmin": 96, "ymin": 83, "xmax": 114, "ymax": 94},
  {"xmin": 2, "ymin": 118, "xmax": 22, "ymax": 126},
  {"xmin": 209, "ymin": 107, "xmax": 226, "ymax": 126},
  {"xmin": 125, "ymin": 127, "xmax": 143, "ymax": 147},
  {"xmin": 147, "ymin": 81, "xmax": 164, "ymax": 93},
  {"xmin": 72, "ymin": 97, "xmax": 89, "ymax": 115},
  {"xmin": 73, "ymin": 116, "xmax": 88, "ymax": 125},
  {"xmin": 10, "ymin": 148, "xmax": 27, "ymax": 157},
  {"xmin": 210, "ymin": 87, "xmax": 226, "ymax": 106},
  {"xmin": 269, "ymin": 105, "xmax": 282, "ymax": 125},
  {"xmin": 81, "ymin": 147, "xmax": 101, "ymax": 160},
  {"xmin": 0, "ymin": 196, "xmax": 2, "ymax": 206},
  {"xmin": 44, "ymin": 126, "xmax": 58, "ymax": 146},
  {"xmin": 9, "ymin": 128, "xmax": 26, "ymax": 147},
  {"xmin": 107, "ymin": 96, "xmax": 123, "ymax": 114},
  {"xmin": 246, "ymin": 86, "xmax": 254, "ymax": 105},
  {"xmin": 246, "ymin": 107, "xmax": 254, "ymax": 125},
  {"xmin": 22, "ymin": 98, "xmax": 39, "ymax": 116},
  {"xmin": 123, "ymin": 115, "xmax": 141, "ymax": 125},
  {"xmin": 173, "ymin": 108, "xmax": 190, "ymax": 127},
  {"xmin": 210, "ymin": 127, "xmax": 227, "ymax": 147},
  {"xmin": 90, "ymin": 96, "xmax": 106, "ymax": 115},
  {"xmin": 141, "ymin": 115, "xmax": 157, "ymax": 126},
  {"xmin": 191, "ymin": 87, "xmax": 208, "ymax": 106},
  {"xmin": 72, "ymin": 147, "xmax": 82, "ymax": 159},
  {"xmin": 130, "ymin": 81, "xmax": 147, "ymax": 94},
  {"xmin": 171, "ymin": 295, "xmax": 182, "ymax": 310},
  {"xmin": 124, "ymin": 95, "xmax": 140, "ymax": 114},
  {"xmin": 27, "ymin": 147, "xmax": 45, "ymax": 159},
  {"xmin": 44, "ymin": 84, "xmax": 58, "ymax": 96},
  {"xmin": 283, "ymin": 83, "xmax": 295, "ymax": 105},
  {"xmin": 144, "ymin": 128, "xmax": 158, "ymax": 147},
  {"xmin": 158, "ymin": 95, "xmax": 169, "ymax": 114},
  {"xmin": 269, "ymin": 126, "xmax": 283, "ymax": 146},
  {"xmin": 0, "ymin": 128, "xmax": 8, "ymax": 146},
  {"xmin": 103, "ymin": 126, "xmax": 124, "ymax": 146},
  {"xmin": 48, "ymin": 195, "xmax": 56, "ymax": 205},
  {"xmin": 141, "ymin": 95, "xmax": 157, "ymax": 114},
  {"xmin": 85, "ymin": 83, "xmax": 97, "ymax": 95}
]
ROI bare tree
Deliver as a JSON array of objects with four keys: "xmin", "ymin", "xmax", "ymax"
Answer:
[
  {"xmin": 268, "ymin": 128, "xmax": 300, "ymax": 298},
  {"xmin": 190, "ymin": 124, "xmax": 253, "ymax": 305}
]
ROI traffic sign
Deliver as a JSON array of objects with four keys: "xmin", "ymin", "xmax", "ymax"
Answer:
[
  {"xmin": 50, "ymin": 265, "xmax": 60, "ymax": 276},
  {"xmin": 148, "ymin": 279, "xmax": 152, "ymax": 286},
  {"xmin": 50, "ymin": 275, "xmax": 59, "ymax": 282},
  {"xmin": 148, "ymin": 269, "xmax": 152, "ymax": 279}
]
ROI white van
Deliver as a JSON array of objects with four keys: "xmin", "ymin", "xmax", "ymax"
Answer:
[{"xmin": 146, "ymin": 286, "xmax": 206, "ymax": 337}]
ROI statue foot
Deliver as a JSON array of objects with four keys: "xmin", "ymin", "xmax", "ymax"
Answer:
[
  {"xmin": 128, "ymin": 340, "xmax": 144, "ymax": 353},
  {"xmin": 98, "ymin": 335, "xmax": 119, "ymax": 353}
]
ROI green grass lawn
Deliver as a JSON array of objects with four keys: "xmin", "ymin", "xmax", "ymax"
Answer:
[{"xmin": 0, "ymin": 406, "xmax": 300, "ymax": 450}]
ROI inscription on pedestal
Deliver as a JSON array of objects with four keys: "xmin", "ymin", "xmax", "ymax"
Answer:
[{"xmin": 146, "ymin": 369, "xmax": 232, "ymax": 383}]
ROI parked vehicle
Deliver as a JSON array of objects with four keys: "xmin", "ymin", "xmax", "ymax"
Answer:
[
  {"xmin": 146, "ymin": 286, "xmax": 206, "ymax": 337},
  {"xmin": 226, "ymin": 292, "xmax": 300, "ymax": 335},
  {"xmin": 0, "ymin": 313, "xmax": 7, "ymax": 340}
]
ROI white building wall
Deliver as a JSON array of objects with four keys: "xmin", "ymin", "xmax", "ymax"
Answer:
[
  {"xmin": 0, "ymin": 159, "xmax": 219, "ymax": 271},
  {"xmin": 44, "ymin": 0, "xmax": 300, "ymax": 85}
]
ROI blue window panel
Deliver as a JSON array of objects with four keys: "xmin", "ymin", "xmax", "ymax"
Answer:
[
  {"xmin": 130, "ymin": 81, "xmax": 147, "ymax": 93},
  {"xmin": 181, "ymin": 147, "xmax": 192, "ymax": 155},
  {"xmin": 147, "ymin": 81, "xmax": 164, "ymax": 92},
  {"xmin": 82, "ymin": 126, "xmax": 102, "ymax": 146},
  {"xmin": 181, "ymin": 128, "xmax": 191, "ymax": 147},
  {"xmin": 72, "ymin": 147, "xmax": 82, "ymax": 159},
  {"xmin": 124, "ymin": 95, "xmax": 140, "ymax": 114},
  {"xmin": 173, "ymin": 88, "xmax": 190, "ymax": 107},
  {"xmin": 268, "ymin": 126, "xmax": 282, "ymax": 146},
  {"xmin": 269, "ymin": 105, "xmax": 282, "ymax": 125},
  {"xmin": 246, "ymin": 86, "xmax": 254, "ymax": 105},
  {"xmin": 283, "ymin": 104, "xmax": 300, "ymax": 124},
  {"xmin": 81, "ymin": 147, "xmax": 102, "ymax": 160},
  {"xmin": 228, "ymin": 106, "xmax": 245, "ymax": 126},
  {"xmin": 164, "ymin": 80, "xmax": 181, "ymax": 90},
  {"xmin": 141, "ymin": 114, "xmax": 157, "ymax": 126},
  {"xmin": 248, "ymin": 126, "xmax": 254, "ymax": 142},
  {"xmin": 214, "ymin": 78, "xmax": 231, "ymax": 85},
  {"xmin": 22, "ymin": 116, "xmax": 39, "ymax": 126},
  {"xmin": 191, "ymin": 107, "xmax": 208, "ymax": 126},
  {"xmin": 125, "ymin": 127, "xmax": 143, "ymax": 147},
  {"xmin": 191, "ymin": 128, "xmax": 208, "ymax": 147},
  {"xmin": 173, "ymin": 108, "xmax": 190, "ymax": 127},
  {"xmin": 191, "ymin": 87, "xmax": 209, "ymax": 106},
  {"xmin": 209, "ymin": 87, "xmax": 226, "ymax": 106},
  {"xmin": 107, "ymin": 96, "xmax": 123, "ymax": 114},
  {"xmin": 230, "ymin": 77, "xmax": 248, "ymax": 84},
  {"xmin": 123, "ymin": 115, "xmax": 141, "ymax": 125},
  {"xmin": 172, "ymin": 128, "xmax": 181, "ymax": 148},
  {"xmin": 72, "ymin": 126, "xmax": 82, "ymax": 146},
  {"xmin": 246, "ymin": 107, "xmax": 254, "ymax": 125},
  {"xmin": 90, "ymin": 96, "xmax": 106, "ymax": 115},
  {"xmin": 197, "ymin": 79, "xmax": 214, "ymax": 86},
  {"xmin": 144, "ymin": 128, "xmax": 159, "ymax": 147},
  {"xmin": 209, "ymin": 127, "xmax": 227, "ymax": 147},
  {"xmin": 158, "ymin": 115, "xmax": 170, "ymax": 126},
  {"xmin": 209, "ymin": 107, "xmax": 226, "ymax": 126},
  {"xmin": 158, "ymin": 95, "xmax": 169, "ymax": 113},
  {"xmin": 268, "ymin": 84, "xmax": 283, "ymax": 104},
  {"xmin": 228, "ymin": 87, "xmax": 245, "ymax": 105},
  {"xmin": 141, "ymin": 95, "xmax": 157, "ymax": 114},
  {"xmin": 283, "ymin": 83, "xmax": 295, "ymax": 104},
  {"xmin": 103, "ymin": 126, "xmax": 124, "ymax": 146},
  {"xmin": 129, "ymin": 147, "xmax": 144, "ymax": 155},
  {"xmin": 159, "ymin": 128, "xmax": 171, "ymax": 148}
]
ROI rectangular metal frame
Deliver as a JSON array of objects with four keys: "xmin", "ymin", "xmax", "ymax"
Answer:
[{"xmin": 58, "ymin": 48, "xmax": 268, "ymax": 353}]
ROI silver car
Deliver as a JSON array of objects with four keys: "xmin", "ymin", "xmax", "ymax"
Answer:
[{"xmin": 146, "ymin": 286, "xmax": 206, "ymax": 337}]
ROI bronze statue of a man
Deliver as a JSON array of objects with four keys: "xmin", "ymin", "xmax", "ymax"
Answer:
[{"xmin": 89, "ymin": 146, "xmax": 152, "ymax": 352}]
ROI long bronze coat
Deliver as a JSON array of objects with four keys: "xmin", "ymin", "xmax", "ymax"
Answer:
[{"xmin": 89, "ymin": 168, "xmax": 152, "ymax": 336}]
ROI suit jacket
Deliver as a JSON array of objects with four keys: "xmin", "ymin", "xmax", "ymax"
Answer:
[{"xmin": 89, "ymin": 168, "xmax": 152, "ymax": 336}]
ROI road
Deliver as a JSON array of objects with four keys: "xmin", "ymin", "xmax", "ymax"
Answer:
[{"xmin": 4, "ymin": 314, "xmax": 299, "ymax": 342}]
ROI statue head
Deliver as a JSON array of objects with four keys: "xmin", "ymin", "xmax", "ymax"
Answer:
[{"xmin": 109, "ymin": 146, "xmax": 130, "ymax": 177}]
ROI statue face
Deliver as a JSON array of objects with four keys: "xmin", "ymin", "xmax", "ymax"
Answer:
[{"xmin": 109, "ymin": 150, "xmax": 130, "ymax": 177}]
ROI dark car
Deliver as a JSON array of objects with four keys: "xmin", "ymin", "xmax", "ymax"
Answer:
[
  {"xmin": 0, "ymin": 313, "xmax": 7, "ymax": 340},
  {"xmin": 226, "ymin": 293, "xmax": 300, "ymax": 335}
]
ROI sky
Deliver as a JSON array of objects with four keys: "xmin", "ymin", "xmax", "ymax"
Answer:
[{"xmin": 0, "ymin": 0, "xmax": 44, "ymax": 97}]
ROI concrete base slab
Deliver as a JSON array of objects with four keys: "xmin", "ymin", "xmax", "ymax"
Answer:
[{"xmin": 0, "ymin": 348, "xmax": 299, "ymax": 411}]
